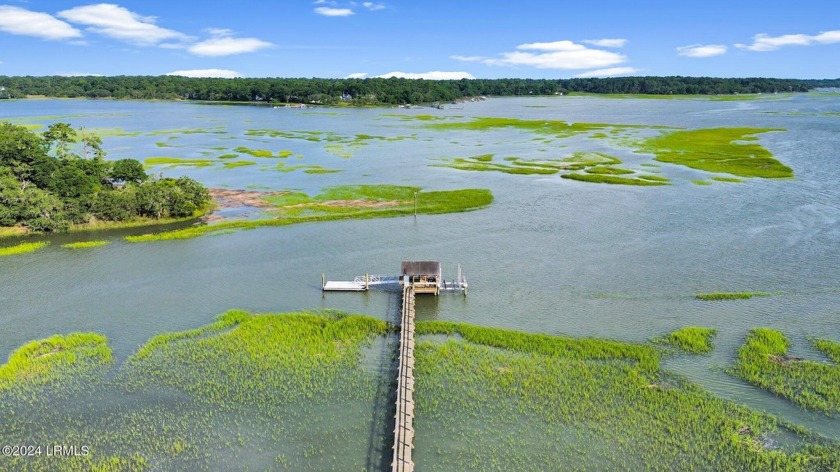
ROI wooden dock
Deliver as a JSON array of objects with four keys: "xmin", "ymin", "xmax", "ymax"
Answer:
[{"xmin": 392, "ymin": 284, "xmax": 416, "ymax": 472}]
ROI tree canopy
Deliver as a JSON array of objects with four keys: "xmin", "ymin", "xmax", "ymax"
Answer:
[
  {"xmin": 0, "ymin": 75, "xmax": 838, "ymax": 104},
  {"xmin": 0, "ymin": 122, "xmax": 209, "ymax": 232}
]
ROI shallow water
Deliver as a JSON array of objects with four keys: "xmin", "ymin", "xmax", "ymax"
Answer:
[{"xmin": 2, "ymin": 94, "xmax": 840, "ymax": 467}]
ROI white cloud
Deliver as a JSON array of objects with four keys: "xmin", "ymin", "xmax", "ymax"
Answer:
[
  {"xmin": 676, "ymin": 44, "xmax": 727, "ymax": 58},
  {"xmin": 166, "ymin": 69, "xmax": 241, "ymax": 78},
  {"xmin": 205, "ymin": 28, "xmax": 234, "ymax": 37},
  {"xmin": 362, "ymin": 2, "xmax": 386, "ymax": 11},
  {"xmin": 582, "ymin": 38, "xmax": 627, "ymax": 48},
  {"xmin": 449, "ymin": 55, "xmax": 484, "ymax": 62},
  {"xmin": 0, "ymin": 5, "xmax": 82, "ymax": 41},
  {"xmin": 736, "ymin": 30, "xmax": 840, "ymax": 51},
  {"xmin": 376, "ymin": 71, "xmax": 475, "ymax": 80},
  {"xmin": 57, "ymin": 4, "xmax": 188, "ymax": 46},
  {"xmin": 453, "ymin": 40, "xmax": 627, "ymax": 70},
  {"xmin": 575, "ymin": 67, "xmax": 639, "ymax": 78},
  {"xmin": 57, "ymin": 72, "xmax": 105, "ymax": 77},
  {"xmin": 188, "ymin": 37, "xmax": 272, "ymax": 56},
  {"xmin": 346, "ymin": 72, "xmax": 369, "ymax": 79},
  {"xmin": 314, "ymin": 7, "xmax": 354, "ymax": 16}
]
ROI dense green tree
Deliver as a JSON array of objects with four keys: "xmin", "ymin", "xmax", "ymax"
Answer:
[
  {"xmin": 110, "ymin": 159, "xmax": 148, "ymax": 184},
  {"xmin": 0, "ymin": 122, "xmax": 210, "ymax": 232}
]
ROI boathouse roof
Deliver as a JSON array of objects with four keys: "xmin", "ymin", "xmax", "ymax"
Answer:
[{"xmin": 401, "ymin": 261, "xmax": 442, "ymax": 277}]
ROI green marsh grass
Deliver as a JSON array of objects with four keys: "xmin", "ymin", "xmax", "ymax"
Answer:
[
  {"xmin": 712, "ymin": 176, "xmax": 745, "ymax": 183},
  {"xmin": 61, "ymin": 240, "xmax": 109, "ymax": 249},
  {"xmin": 653, "ymin": 327, "xmax": 717, "ymax": 354},
  {"xmin": 0, "ymin": 241, "xmax": 50, "ymax": 256},
  {"xmin": 233, "ymin": 146, "xmax": 274, "ymax": 157},
  {"xmin": 730, "ymin": 328, "xmax": 840, "ymax": 415},
  {"xmin": 695, "ymin": 292, "xmax": 770, "ymax": 301},
  {"xmin": 585, "ymin": 166, "xmax": 635, "ymax": 175},
  {"xmin": 693, "ymin": 179, "xmax": 713, "ymax": 185},
  {"xmin": 125, "ymin": 185, "xmax": 493, "ymax": 241},
  {"xmin": 414, "ymin": 322, "xmax": 840, "ymax": 471},
  {"xmin": 641, "ymin": 128, "xmax": 792, "ymax": 178},
  {"xmin": 0, "ymin": 333, "xmax": 112, "ymax": 391},
  {"xmin": 222, "ymin": 161, "xmax": 256, "ymax": 168},
  {"xmin": 144, "ymin": 157, "xmax": 215, "ymax": 168},
  {"xmin": 811, "ymin": 338, "xmax": 840, "ymax": 363},
  {"xmin": 562, "ymin": 173, "xmax": 670, "ymax": 186}
]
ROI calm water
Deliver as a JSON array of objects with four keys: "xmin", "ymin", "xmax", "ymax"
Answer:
[{"xmin": 1, "ymin": 95, "xmax": 840, "ymax": 464}]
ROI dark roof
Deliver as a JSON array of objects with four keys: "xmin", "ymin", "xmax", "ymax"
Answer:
[{"xmin": 401, "ymin": 261, "xmax": 441, "ymax": 277}]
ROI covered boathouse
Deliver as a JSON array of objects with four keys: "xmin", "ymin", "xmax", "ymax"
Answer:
[{"xmin": 400, "ymin": 261, "xmax": 442, "ymax": 295}]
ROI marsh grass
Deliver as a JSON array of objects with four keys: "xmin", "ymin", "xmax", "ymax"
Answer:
[
  {"xmin": 811, "ymin": 338, "xmax": 840, "ymax": 363},
  {"xmin": 415, "ymin": 324, "xmax": 840, "ymax": 471},
  {"xmin": 641, "ymin": 128, "xmax": 792, "ymax": 178},
  {"xmin": 653, "ymin": 327, "xmax": 717, "ymax": 354},
  {"xmin": 434, "ymin": 152, "xmax": 635, "ymax": 179},
  {"xmin": 144, "ymin": 157, "xmax": 216, "ymax": 168},
  {"xmin": 0, "ymin": 241, "xmax": 50, "ymax": 256},
  {"xmin": 730, "ymin": 328, "xmax": 840, "ymax": 415},
  {"xmin": 61, "ymin": 240, "xmax": 109, "ymax": 249},
  {"xmin": 562, "ymin": 173, "xmax": 670, "ymax": 186},
  {"xmin": 695, "ymin": 292, "xmax": 771, "ymax": 301},
  {"xmin": 222, "ymin": 161, "xmax": 256, "ymax": 168},
  {"xmin": 125, "ymin": 185, "xmax": 493, "ymax": 241},
  {"xmin": 233, "ymin": 146, "xmax": 275, "ymax": 158},
  {"xmin": 692, "ymin": 179, "xmax": 713, "ymax": 185},
  {"xmin": 712, "ymin": 176, "xmax": 745, "ymax": 183},
  {"xmin": 0, "ymin": 333, "xmax": 112, "ymax": 391}
]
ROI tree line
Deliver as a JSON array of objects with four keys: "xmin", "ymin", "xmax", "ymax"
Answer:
[
  {"xmin": 1, "ymin": 75, "xmax": 838, "ymax": 105},
  {"xmin": 0, "ymin": 122, "xmax": 210, "ymax": 232}
]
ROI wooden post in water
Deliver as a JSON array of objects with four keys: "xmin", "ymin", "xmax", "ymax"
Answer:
[{"xmin": 413, "ymin": 192, "xmax": 417, "ymax": 217}]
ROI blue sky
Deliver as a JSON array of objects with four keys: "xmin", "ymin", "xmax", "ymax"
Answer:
[{"xmin": 0, "ymin": 0, "xmax": 838, "ymax": 79}]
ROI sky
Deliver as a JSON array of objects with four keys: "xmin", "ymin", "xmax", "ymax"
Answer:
[{"xmin": 0, "ymin": 0, "xmax": 839, "ymax": 79}]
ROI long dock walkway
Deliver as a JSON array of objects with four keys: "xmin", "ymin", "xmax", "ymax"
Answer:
[{"xmin": 392, "ymin": 284, "xmax": 416, "ymax": 472}]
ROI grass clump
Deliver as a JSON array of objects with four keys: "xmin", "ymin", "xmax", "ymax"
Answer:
[
  {"xmin": 811, "ymin": 338, "xmax": 840, "ymax": 363},
  {"xmin": 712, "ymin": 176, "xmax": 744, "ymax": 183},
  {"xmin": 696, "ymin": 292, "xmax": 770, "ymax": 301},
  {"xmin": 585, "ymin": 166, "xmax": 635, "ymax": 175},
  {"xmin": 0, "ymin": 333, "xmax": 112, "ymax": 391},
  {"xmin": 0, "ymin": 241, "xmax": 50, "ymax": 256},
  {"xmin": 61, "ymin": 240, "xmax": 109, "ymax": 249},
  {"xmin": 730, "ymin": 328, "xmax": 840, "ymax": 414},
  {"xmin": 692, "ymin": 179, "xmax": 712, "ymax": 185},
  {"xmin": 562, "ymin": 173, "xmax": 669, "ymax": 186},
  {"xmin": 222, "ymin": 161, "xmax": 256, "ymax": 168},
  {"xmin": 641, "ymin": 128, "xmax": 793, "ymax": 178},
  {"xmin": 653, "ymin": 327, "xmax": 717, "ymax": 354},
  {"xmin": 125, "ymin": 185, "xmax": 493, "ymax": 241},
  {"xmin": 144, "ymin": 157, "xmax": 215, "ymax": 168},
  {"xmin": 233, "ymin": 146, "xmax": 274, "ymax": 158}
]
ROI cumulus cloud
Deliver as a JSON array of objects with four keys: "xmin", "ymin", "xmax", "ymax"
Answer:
[
  {"xmin": 57, "ymin": 3, "xmax": 189, "ymax": 46},
  {"xmin": 736, "ymin": 30, "xmax": 840, "ymax": 51},
  {"xmin": 582, "ymin": 38, "xmax": 627, "ymax": 48},
  {"xmin": 0, "ymin": 5, "xmax": 83, "ymax": 41},
  {"xmin": 166, "ymin": 69, "xmax": 241, "ymax": 78},
  {"xmin": 575, "ymin": 67, "xmax": 639, "ymax": 78},
  {"xmin": 453, "ymin": 40, "xmax": 627, "ymax": 70},
  {"xmin": 362, "ymin": 2, "xmax": 386, "ymax": 10},
  {"xmin": 376, "ymin": 71, "xmax": 475, "ymax": 80},
  {"xmin": 188, "ymin": 37, "xmax": 272, "ymax": 56},
  {"xmin": 314, "ymin": 7, "xmax": 354, "ymax": 16},
  {"xmin": 346, "ymin": 72, "xmax": 369, "ymax": 79},
  {"xmin": 676, "ymin": 44, "xmax": 727, "ymax": 57}
]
